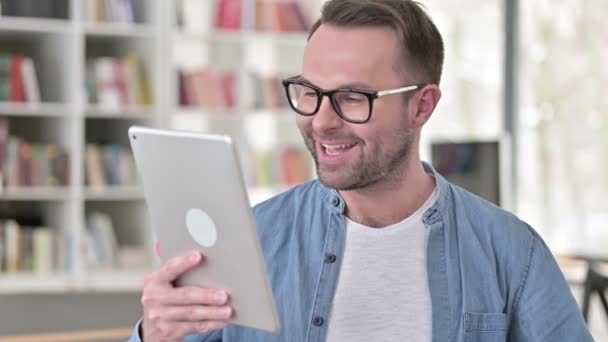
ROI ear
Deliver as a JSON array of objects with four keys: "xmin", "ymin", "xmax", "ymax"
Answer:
[{"xmin": 408, "ymin": 85, "xmax": 441, "ymax": 128}]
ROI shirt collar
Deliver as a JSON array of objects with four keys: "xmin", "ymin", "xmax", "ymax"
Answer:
[{"xmin": 316, "ymin": 161, "xmax": 450, "ymax": 223}]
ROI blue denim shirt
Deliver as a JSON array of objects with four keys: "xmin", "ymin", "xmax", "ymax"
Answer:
[{"xmin": 130, "ymin": 163, "xmax": 593, "ymax": 341}]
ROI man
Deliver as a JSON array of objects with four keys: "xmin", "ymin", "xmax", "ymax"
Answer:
[{"xmin": 130, "ymin": 0, "xmax": 593, "ymax": 341}]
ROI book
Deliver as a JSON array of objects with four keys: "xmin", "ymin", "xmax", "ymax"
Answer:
[
  {"xmin": 86, "ymin": 144, "xmax": 105, "ymax": 187},
  {"xmin": 9, "ymin": 55, "xmax": 25, "ymax": 102},
  {"xmin": 87, "ymin": 54, "xmax": 151, "ymax": 110},
  {"xmin": 0, "ymin": 53, "xmax": 11, "ymax": 102},
  {"xmin": 125, "ymin": 53, "xmax": 152, "ymax": 106},
  {"xmin": 180, "ymin": 0, "xmax": 215, "ymax": 33},
  {"xmin": 0, "ymin": 118, "xmax": 8, "ymax": 190},
  {"xmin": 94, "ymin": 57, "xmax": 121, "ymax": 110},
  {"xmin": 85, "ymin": 143, "xmax": 138, "ymax": 187},
  {"xmin": 0, "ymin": 219, "xmax": 66, "ymax": 273},
  {"xmin": 4, "ymin": 220, "xmax": 20, "ymax": 273},
  {"xmin": 215, "ymin": 0, "xmax": 242, "ymax": 30},
  {"xmin": 252, "ymin": 1, "xmax": 309, "ymax": 32},
  {"xmin": 178, "ymin": 67, "xmax": 237, "ymax": 111},
  {"xmin": 2, "ymin": 138, "xmax": 70, "ymax": 188},
  {"xmin": 245, "ymin": 72, "xmax": 288, "ymax": 110},
  {"xmin": 86, "ymin": 211, "xmax": 119, "ymax": 268},
  {"xmin": 21, "ymin": 57, "xmax": 41, "ymax": 103},
  {"xmin": 33, "ymin": 228, "xmax": 52, "ymax": 274}
]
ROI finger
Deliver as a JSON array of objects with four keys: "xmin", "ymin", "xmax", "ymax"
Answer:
[
  {"xmin": 153, "ymin": 240, "xmax": 164, "ymax": 261},
  {"xmin": 156, "ymin": 286, "xmax": 229, "ymax": 306},
  {"xmin": 152, "ymin": 320, "xmax": 229, "ymax": 340},
  {"xmin": 150, "ymin": 305, "xmax": 233, "ymax": 322},
  {"xmin": 156, "ymin": 251, "xmax": 203, "ymax": 284}
]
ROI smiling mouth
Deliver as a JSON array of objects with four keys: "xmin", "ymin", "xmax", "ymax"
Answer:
[{"xmin": 321, "ymin": 143, "xmax": 357, "ymax": 156}]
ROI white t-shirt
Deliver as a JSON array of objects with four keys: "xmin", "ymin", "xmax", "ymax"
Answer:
[{"xmin": 326, "ymin": 187, "xmax": 438, "ymax": 342}]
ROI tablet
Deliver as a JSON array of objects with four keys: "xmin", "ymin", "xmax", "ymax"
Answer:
[{"xmin": 128, "ymin": 126, "xmax": 280, "ymax": 333}]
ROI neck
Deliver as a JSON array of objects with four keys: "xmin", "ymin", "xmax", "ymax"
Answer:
[{"xmin": 339, "ymin": 159, "xmax": 436, "ymax": 228}]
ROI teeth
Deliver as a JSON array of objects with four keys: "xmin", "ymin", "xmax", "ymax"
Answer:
[
  {"xmin": 321, "ymin": 143, "xmax": 355, "ymax": 156},
  {"xmin": 322, "ymin": 143, "xmax": 354, "ymax": 149}
]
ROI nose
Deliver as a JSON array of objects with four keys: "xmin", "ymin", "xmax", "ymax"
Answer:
[{"xmin": 312, "ymin": 95, "xmax": 343, "ymax": 133}]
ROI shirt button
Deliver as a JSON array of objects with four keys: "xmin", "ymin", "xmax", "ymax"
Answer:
[
  {"xmin": 325, "ymin": 254, "xmax": 337, "ymax": 263},
  {"xmin": 331, "ymin": 197, "xmax": 340, "ymax": 207},
  {"xmin": 312, "ymin": 316, "xmax": 324, "ymax": 326}
]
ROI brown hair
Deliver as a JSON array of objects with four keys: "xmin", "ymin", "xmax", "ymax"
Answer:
[{"xmin": 309, "ymin": 0, "xmax": 444, "ymax": 85}]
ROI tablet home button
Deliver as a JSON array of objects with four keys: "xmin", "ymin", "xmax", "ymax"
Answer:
[{"xmin": 186, "ymin": 208, "xmax": 218, "ymax": 247}]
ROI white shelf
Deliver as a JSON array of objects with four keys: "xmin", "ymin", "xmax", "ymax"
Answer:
[
  {"xmin": 0, "ymin": 270, "xmax": 153, "ymax": 293},
  {"xmin": 84, "ymin": 22, "xmax": 156, "ymax": 38},
  {"xmin": 0, "ymin": 273, "xmax": 74, "ymax": 294},
  {"xmin": 0, "ymin": 102, "xmax": 73, "ymax": 117},
  {"xmin": 0, "ymin": 187, "xmax": 71, "ymax": 201},
  {"xmin": 173, "ymin": 30, "xmax": 242, "ymax": 43},
  {"xmin": 0, "ymin": 16, "xmax": 71, "ymax": 34},
  {"xmin": 82, "ymin": 268, "xmax": 152, "ymax": 292},
  {"xmin": 174, "ymin": 107, "xmax": 243, "ymax": 120},
  {"xmin": 84, "ymin": 186, "xmax": 144, "ymax": 201},
  {"xmin": 248, "ymin": 109, "xmax": 296, "ymax": 122},
  {"xmin": 85, "ymin": 105, "xmax": 155, "ymax": 120}
]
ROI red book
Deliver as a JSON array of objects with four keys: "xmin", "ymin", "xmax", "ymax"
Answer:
[
  {"xmin": 216, "ymin": 0, "xmax": 242, "ymax": 30},
  {"xmin": 9, "ymin": 56, "xmax": 25, "ymax": 102}
]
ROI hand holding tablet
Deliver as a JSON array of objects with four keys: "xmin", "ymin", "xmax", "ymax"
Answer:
[
  {"xmin": 129, "ymin": 126, "xmax": 280, "ymax": 337},
  {"xmin": 140, "ymin": 251, "xmax": 233, "ymax": 341}
]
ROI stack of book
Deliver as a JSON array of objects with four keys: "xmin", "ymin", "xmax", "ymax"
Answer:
[
  {"xmin": 175, "ymin": 0, "xmax": 311, "ymax": 33},
  {"xmin": 177, "ymin": 68, "xmax": 237, "ymax": 110},
  {"xmin": 85, "ymin": 143, "xmax": 138, "ymax": 188},
  {"xmin": 0, "ymin": 53, "xmax": 40, "ymax": 104},
  {"xmin": 85, "ymin": 54, "xmax": 152, "ymax": 111},
  {"xmin": 83, "ymin": 0, "xmax": 142, "ymax": 23},
  {"xmin": 175, "ymin": 0, "xmax": 241, "ymax": 33},
  {"xmin": 0, "ymin": 119, "xmax": 70, "ymax": 189},
  {"xmin": 246, "ymin": 72, "xmax": 288, "ymax": 111},
  {"xmin": 215, "ymin": 0, "xmax": 243, "ymax": 30},
  {"xmin": 247, "ymin": 0, "xmax": 310, "ymax": 32},
  {"xmin": 83, "ymin": 211, "xmax": 148, "ymax": 269},
  {"xmin": 83, "ymin": 211, "xmax": 117, "ymax": 268},
  {"xmin": 0, "ymin": 219, "xmax": 65, "ymax": 274}
]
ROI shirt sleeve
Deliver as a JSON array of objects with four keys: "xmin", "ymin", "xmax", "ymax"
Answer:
[
  {"xmin": 509, "ymin": 230, "xmax": 594, "ymax": 341},
  {"xmin": 126, "ymin": 318, "xmax": 143, "ymax": 342}
]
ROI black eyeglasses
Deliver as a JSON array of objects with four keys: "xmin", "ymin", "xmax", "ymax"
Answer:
[{"xmin": 281, "ymin": 77, "xmax": 427, "ymax": 124}]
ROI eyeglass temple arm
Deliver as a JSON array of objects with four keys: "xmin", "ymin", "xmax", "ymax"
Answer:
[{"xmin": 377, "ymin": 84, "xmax": 425, "ymax": 97}]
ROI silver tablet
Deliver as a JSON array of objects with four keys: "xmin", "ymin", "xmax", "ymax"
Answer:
[{"xmin": 128, "ymin": 126, "xmax": 280, "ymax": 333}]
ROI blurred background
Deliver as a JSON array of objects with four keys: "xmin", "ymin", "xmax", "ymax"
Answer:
[{"xmin": 0, "ymin": 0, "xmax": 606, "ymax": 341}]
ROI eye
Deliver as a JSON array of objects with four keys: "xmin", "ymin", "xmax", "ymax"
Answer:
[
  {"xmin": 338, "ymin": 92, "xmax": 366, "ymax": 104},
  {"xmin": 345, "ymin": 95, "xmax": 364, "ymax": 103}
]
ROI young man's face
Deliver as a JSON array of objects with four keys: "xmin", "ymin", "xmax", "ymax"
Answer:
[{"xmin": 297, "ymin": 24, "xmax": 418, "ymax": 191}]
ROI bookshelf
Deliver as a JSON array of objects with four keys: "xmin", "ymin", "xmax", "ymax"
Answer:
[
  {"xmin": 166, "ymin": 0, "xmax": 316, "ymax": 205},
  {"xmin": 0, "ymin": 0, "xmax": 161, "ymax": 293},
  {"xmin": 0, "ymin": 0, "xmax": 320, "ymax": 293}
]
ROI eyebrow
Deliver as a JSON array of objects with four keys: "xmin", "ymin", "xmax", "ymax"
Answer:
[{"xmin": 295, "ymin": 76, "xmax": 374, "ymax": 91}]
